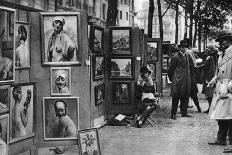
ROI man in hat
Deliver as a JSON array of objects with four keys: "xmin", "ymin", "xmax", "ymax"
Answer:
[
  {"xmin": 168, "ymin": 43, "xmax": 192, "ymax": 120},
  {"xmin": 207, "ymin": 29, "xmax": 232, "ymax": 153},
  {"xmin": 47, "ymin": 16, "xmax": 77, "ymax": 62}
]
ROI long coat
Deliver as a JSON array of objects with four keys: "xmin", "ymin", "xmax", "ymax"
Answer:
[
  {"xmin": 167, "ymin": 51, "xmax": 191, "ymax": 97},
  {"xmin": 209, "ymin": 46, "xmax": 232, "ymax": 119}
]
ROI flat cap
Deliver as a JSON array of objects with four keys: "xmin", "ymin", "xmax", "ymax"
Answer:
[{"xmin": 215, "ymin": 29, "xmax": 232, "ymax": 42}]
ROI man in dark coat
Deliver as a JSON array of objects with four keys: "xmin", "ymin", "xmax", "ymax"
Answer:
[{"xmin": 168, "ymin": 44, "xmax": 192, "ymax": 120}]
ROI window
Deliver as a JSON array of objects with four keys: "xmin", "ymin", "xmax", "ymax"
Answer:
[
  {"xmin": 102, "ymin": 3, "xmax": 106, "ymax": 20},
  {"xmin": 120, "ymin": 11, "xmax": 122, "ymax": 19},
  {"xmin": 126, "ymin": 12, "xmax": 128, "ymax": 21}
]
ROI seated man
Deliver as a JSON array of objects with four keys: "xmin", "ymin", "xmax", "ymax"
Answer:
[{"xmin": 135, "ymin": 66, "xmax": 158, "ymax": 128}]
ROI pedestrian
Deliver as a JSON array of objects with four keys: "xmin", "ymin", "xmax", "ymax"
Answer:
[
  {"xmin": 167, "ymin": 44, "xmax": 192, "ymax": 120},
  {"xmin": 207, "ymin": 29, "xmax": 232, "ymax": 153},
  {"xmin": 201, "ymin": 45, "xmax": 218, "ymax": 113}
]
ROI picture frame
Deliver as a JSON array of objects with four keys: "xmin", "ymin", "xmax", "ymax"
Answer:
[
  {"xmin": 109, "ymin": 56, "xmax": 134, "ymax": 79},
  {"xmin": 91, "ymin": 25, "xmax": 104, "ymax": 53},
  {"xmin": 0, "ymin": 114, "xmax": 9, "ymax": 155},
  {"xmin": 93, "ymin": 54, "xmax": 104, "ymax": 81},
  {"xmin": 15, "ymin": 21, "xmax": 30, "ymax": 69},
  {"xmin": 146, "ymin": 40, "xmax": 158, "ymax": 62},
  {"xmin": 78, "ymin": 128, "xmax": 101, "ymax": 155},
  {"xmin": 0, "ymin": 7, "xmax": 16, "ymax": 84},
  {"xmin": 43, "ymin": 97, "xmax": 79, "ymax": 140},
  {"xmin": 50, "ymin": 67, "xmax": 71, "ymax": 96},
  {"xmin": 0, "ymin": 85, "xmax": 10, "ymax": 114},
  {"xmin": 41, "ymin": 12, "xmax": 81, "ymax": 66},
  {"xmin": 146, "ymin": 62, "xmax": 156, "ymax": 81},
  {"xmin": 94, "ymin": 83, "xmax": 105, "ymax": 105},
  {"xmin": 9, "ymin": 82, "xmax": 36, "ymax": 143},
  {"xmin": 112, "ymin": 81, "xmax": 131, "ymax": 104},
  {"xmin": 109, "ymin": 27, "xmax": 131, "ymax": 55}
]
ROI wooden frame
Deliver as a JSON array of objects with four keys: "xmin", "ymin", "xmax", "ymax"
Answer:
[
  {"xmin": 94, "ymin": 83, "xmax": 105, "ymax": 105},
  {"xmin": 0, "ymin": 7, "xmax": 16, "ymax": 84},
  {"xmin": 92, "ymin": 54, "xmax": 104, "ymax": 81},
  {"xmin": 109, "ymin": 56, "xmax": 134, "ymax": 79},
  {"xmin": 112, "ymin": 81, "xmax": 131, "ymax": 104},
  {"xmin": 146, "ymin": 38, "xmax": 159, "ymax": 62},
  {"xmin": 15, "ymin": 21, "xmax": 30, "ymax": 69},
  {"xmin": 50, "ymin": 67, "xmax": 71, "ymax": 96},
  {"xmin": 43, "ymin": 97, "xmax": 79, "ymax": 140},
  {"xmin": 0, "ymin": 85, "xmax": 10, "ymax": 114},
  {"xmin": 41, "ymin": 12, "xmax": 81, "ymax": 66},
  {"xmin": 146, "ymin": 62, "xmax": 156, "ymax": 81},
  {"xmin": 78, "ymin": 128, "xmax": 101, "ymax": 155},
  {"xmin": 109, "ymin": 27, "xmax": 131, "ymax": 55},
  {"xmin": 0, "ymin": 114, "xmax": 9, "ymax": 155},
  {"xmin": 9, "ymin": 82, "xmax": 36, "ymax": 143},
  {"xmin": 91, "ymin": 25, "xmax": 104, "ymax": 53}
]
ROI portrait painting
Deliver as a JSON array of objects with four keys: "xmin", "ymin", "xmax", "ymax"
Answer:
[
  {"xmin": 146, "ymin": 62, "xmax": 156, "ymax": 80},
  {"xmin": 92, "ymin": 26, "xmax": 103, "ymax": 53},
  {"xmin": 0, "ymin": 7, "xmax": 15, "ymax": 84},
  {"xmin": 93, "ymin": 55, "xmax": 104, "ymax": 81},
  {"xmin": 51, "ymin": 67, "xmax": 71, "ymax": 96},
  {"xmin": 146, "ymin": 41, "xmax": 158, "ymax": 62},
  {"xmin": 0, "ymin": 85, "xmax": 10, "ymax": 114},
  {"xmin": 109, "ymin": 56, "xmax": 134, "ymax": 79},
  {"xmin": 78, "ymin": 128, "xmax": 101, "ymax": 155},
  {"xmin": 94, "ymin": 83, "xmax": 105, "ymax": 105},
  {"xmin": 9, "ymin": 82, "xmax": 35, "ymax": 143},
  {"xmin": 112, "ymin": 82, "xmax": 131, "ymax": 104},
  {"xmin": 41, "ymin": 12, "xmax": 81, "ymax": 66},
  {"xmin": 0, "ymin": 114, "xmax": 9, "ymax": 155},
  {"xmin": 110, "ymin": 27, "xmax": 131, "ymax": 54},
  {"xmin": 43, "ymin": 97, "xmax": 79, "ymax": 140},
  {"xmin": 15, "ymin": 21, "xmax": 30, "ymax": 69}
]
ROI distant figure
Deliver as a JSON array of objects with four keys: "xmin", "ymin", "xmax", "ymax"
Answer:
[
  {"xmin": 54, "ymin": 100, "xmax": 77, "ymax": 138},
  {"xmin": 47, "ymin": 16, "xmax": 77, "ymax": 62},
  {"xmin": 0, "ymin": 123, "xmax": 6, "ymax": 155},
  {"xmin": 12, "ymin": 86, "xmax": 32, "ymax": 138},
  {"xmin": 54, "ymin": 70, "xmax": 69, "ymax": 94},
  {"xmin": 15, "ymin": 25, "xmax": 29, "ymax": 68}
]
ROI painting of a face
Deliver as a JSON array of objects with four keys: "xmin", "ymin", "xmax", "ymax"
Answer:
[
  {"xmin": 54, "ymin": 101, "xmax": 66, "ymax": 118},
  {"xmin": 55, "ymin": 75, "xmax": 66, "ymax": 89}
]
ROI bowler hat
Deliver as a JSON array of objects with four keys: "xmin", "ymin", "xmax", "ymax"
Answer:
[
  {"xmin": 215, "ymin": 29, "xmax": 232, "ymax": 42},
  {"xmin": 178, "ymin": 40, "xmax": 188, "ymax": 48},
  {"xmin": 140, "ymin": 66, "xmax": 151, "ymax": 75}
]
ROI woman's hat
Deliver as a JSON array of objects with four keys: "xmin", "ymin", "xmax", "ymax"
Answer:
[{"xmin": 140, "ymin": 66, "xmax": 151, "ymax": 75}]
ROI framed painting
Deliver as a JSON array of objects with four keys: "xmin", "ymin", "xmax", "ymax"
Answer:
[
  {"xmin": 146, "ymin": 41, "xmax": 158, "ymax": 62},
  {"xmin": 0, "ymin": 114, "xmax": 9, "ymax": 155},
  {"xmin": 43, "ymin": 97, "xmax": 79, "ymax": 140},
  {"xmin": 112, "ymin": 81, "xmax": 131, "ymax": 104},
  {"xmin": 9, "ymin": 82, "xmax": 35, "ymax": 143},
  {"xmin": 50, "ymin": 67, "xmax": 71, "ymax": 96},
  {"xmin": 0, "ymin": 7, "xmax": 16, "ymax": 84},
  {"xmin": 15, "ymin": 21, "xmax": 30, "ymax": 69},
  {"xmin": 0, "ymin": 85, "xmax": 10, "ymax": 114},
  {"xmin": 146, "ymin": 62, "xmax": 156, "ymax": 81},
  {"xmin": 91, "ymin": 26, "xmax": 104, "ymax": 53},
  {"xmin": 41, "ymin": 12, "xmax": 81, "ymax": 66},
  {"xmin": 109, "ymin": 27, "xmax": 131, "ymax": 55},
  {"xmin": 78, "ymin": 128, "xmax": 101, "ymax": 155},
  {"xmin": 94, "ymin": 83, "xmax": 105, "ymax": 105},
  {"xmin": 93, "ymin": 54, "xmax": 104, "ymax": 81},
  {"xmin": 109, "ymin": 56, "xmax": 134, "ymax": 79}
]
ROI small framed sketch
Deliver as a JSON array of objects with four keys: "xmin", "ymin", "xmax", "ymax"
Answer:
[
  {"xmin": 146, "ymin": 40, "xmax": 158, "ymax": 62},
  {"xmin": 43, "ymin": 97, "xmax": 79, "ymax": 140},
  {"xmin": 78, "ymin": 128, "xmax": 101, "ymax": 155},
  {"xmin": 91, "ymin": 26, "xmax": 104, "ymax": 53},
  {"xmin": 93, "ymin": 54, "xmax": 104, "ymax": 81},
  {"xmin": 50, "ymin": 67, "xmax": 71, "ymax": 96},
  {"xmin": 9, "ymin": 82, "xmax": 35, "ymax": 143},
  {"xmin": 15, "ymin": 21, "xmax": 30, "ymax": 69},
  {"xmin": 41, "ymin": 12, "xmax": 81, "ymax": 66},
  {"xmin": 0, "ymin": 85, "xmax": 10, "ymax": 114},
  {"xmin": 0, "ymin": 114, "xmax": 9, "ymax": 155},
  {"xmin": 109, "ymin": 56, "xmax": 134, "ymax": 79},
  {"xmin": 109, "ymin": 27, "xmax": 131, "ymax": 55},
  {"xmin": 112, "ymin": 82, "xmax": 131, "ymax": 104},
  {"xmin": 146, "ymin": 62, "xmax": 156, "ymax": 80},
  {"xmin": 94, "ymin": 83, "xmax": 105, "ymax": 105},
  {"xmin": 153, "ymin": 81, "xmax": 158, "ymax": 93}
]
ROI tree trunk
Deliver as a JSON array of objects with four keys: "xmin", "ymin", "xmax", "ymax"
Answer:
[
  {"xmin": 193, "ymin": 20, "xmax": 197, "ymax": 47},
  {"xmin": 106, "ymin": 0, "xmax": 118, "ymax": 26},
  {"xmin": 157, "ymin": 0, "xmax": 163, "ymax": 41},
  {"xmin": 184, "ymin": 7, "xmax": 188, "ymax": 39},
  {"xmin": 188, "ymin": 0, "xmax": 194, "ymax": 47},
  {"xmin": 175, "ymin": 0, "xmax": 180, "ymax": 44},
  {"xmin": 148, "ymin": 0, "xmax": 155, "ymax": 38},
  {"xmin": 198, "ymin": 23, "xmax": 202, "ymax": 52}
]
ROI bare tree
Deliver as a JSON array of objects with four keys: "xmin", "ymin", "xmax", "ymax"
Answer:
[
  {"xmin": 148, "ymin": 0, "xmax": 155, "ymax": 38},
  {"xmin": 106, "ymin": 0, "xmax": 118, "ymax": 26}
]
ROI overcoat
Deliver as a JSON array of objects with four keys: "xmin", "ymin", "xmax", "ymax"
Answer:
[
  {"xmin": 209, "ymin": 46, "xmax": 232, "ymax": 119},
  {"xmin": 167, "ymin": 51, "xmax": 191, "ymax": 97}
]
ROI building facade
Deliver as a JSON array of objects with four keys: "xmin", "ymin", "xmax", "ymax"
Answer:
[{"xmin": 117, "ymin": 0, "xmax": 136, "ymax": 26}]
